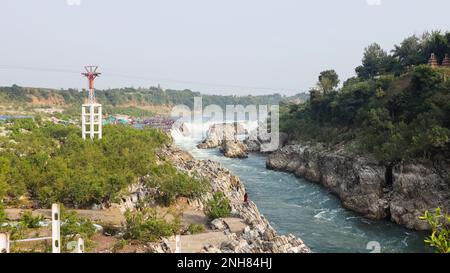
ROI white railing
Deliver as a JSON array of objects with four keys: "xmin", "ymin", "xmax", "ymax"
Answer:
[{"xmin": 0, "ymin": 204, "xmax": 84, "ymax": 253}]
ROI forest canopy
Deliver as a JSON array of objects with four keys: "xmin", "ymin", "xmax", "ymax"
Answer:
[
  {"xmin": 280, "ymin": 31, "xmax": 450, "ymax": 164},
  {"xmin": 0, "ymin": 121, "xmax": 206, "ymax": 208}
]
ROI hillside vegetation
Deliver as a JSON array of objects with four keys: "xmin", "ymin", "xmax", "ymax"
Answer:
[
  {"xmin": 0, "ymin": 85, "xmax": 307, "ymax": 116},
  {"xmin": 0, "ymin": 120, "xmax": 207, "ymax": 208},
  {"xmin": 280, "ymin": 31, "xmax": 450, "ymax": 165}
]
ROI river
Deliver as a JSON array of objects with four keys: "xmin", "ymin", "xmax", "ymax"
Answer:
[{"xmin": 172, "ymin": 127, "xmax": 431, "ymax": 253}]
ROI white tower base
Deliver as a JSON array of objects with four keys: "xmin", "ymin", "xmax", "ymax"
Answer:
[{"xmin": 82, "ymin": 103, "xmax": 103, "ymax": 140}]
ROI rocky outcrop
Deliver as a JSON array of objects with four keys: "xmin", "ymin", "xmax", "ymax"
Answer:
[
  {"xmin": 267, "ymin": 144, "xmax": 450, "ymax": 230},
  {"xmin": 157, "ymin": 145, "xmax": 311, "ymax": 253},
  {"xmin": 245, "ymin": 122, "xmax": 288, "ymax": 153},
  {"xmin": 197, "ymin": 123, "xmax": 246, "ymax": 149},
  {"xmin": 390, "ymin": 162, "xmax": 450, "ymax": 230},
  {"xmin": 202, "ymin": 226, "xmax": 308, "ymax": 253},
  {"xmin": 220, "ymin": 140, "xmax": 248, "ymax": 158}
]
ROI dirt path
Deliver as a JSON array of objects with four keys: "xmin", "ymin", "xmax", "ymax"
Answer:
[{"xmin": 5, "ymin": 208, "xmax": 125, "ymax": 226}]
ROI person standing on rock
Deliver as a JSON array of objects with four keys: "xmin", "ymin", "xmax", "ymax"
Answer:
[{"xmin": 244, "ymin": 192, "xmax": 249, "ymax": 204}]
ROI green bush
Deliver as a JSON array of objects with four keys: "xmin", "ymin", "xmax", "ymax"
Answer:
[
  {"xmin": 187, "ymin": 223, "xmax": 206, "ymax": 234},
  {"xmin": 205, "ymin": 191, "xmax": 231, "ymax": 219},
  {"xmin": 9, "ymin": 118, "xmax": 36, "ymax": 134},
  {"xmin": 144, "ymin": 164, "xmax": 210, "ymax": 206},
  {"xmin": 419, "ymin": 207, "xmax": 450, "ymax": 253},
  {"xmin": 123, "ymin": 208, "xmax": 180, "ymax": 243},
  {"xmin": 60, "ymin": 208, "xmax": 97, "ymax": 253},
  {"xmin": 112, "ymin": 239, "xmax": 128, "ymax": 253},
  {"xmin": 19, "ymin": 211, "xmax": 44, "ymax": 229},
  {"xmin": 0, "ymin": 204, "xmax": 5, "ymax": 223}
]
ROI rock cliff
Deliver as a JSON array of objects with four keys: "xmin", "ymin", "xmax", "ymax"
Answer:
[{"xmin": 266, "ymin": 144, "xmax": 450, "ymax": 230}]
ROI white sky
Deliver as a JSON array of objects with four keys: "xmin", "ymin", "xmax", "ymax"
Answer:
[{"xmin": 0, "ymin": 0, "xmax": 449, "ymax": 95}]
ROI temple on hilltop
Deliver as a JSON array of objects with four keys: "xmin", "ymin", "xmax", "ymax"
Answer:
[
  {"xmin": 428, "ymin": 53, "xmax": 439, "ymax": 68},
  {"xmin": 427, "ymin": 53, "xmax": 450, "ymax": 68},
  {"xmin": 442, "ymin": 53, "xmax": 450, "ymax": 68}
]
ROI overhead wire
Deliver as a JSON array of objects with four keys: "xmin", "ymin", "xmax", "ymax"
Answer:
[{"xmin": 0, "ymin": 64, "xmax": 300, "ymax": 93}]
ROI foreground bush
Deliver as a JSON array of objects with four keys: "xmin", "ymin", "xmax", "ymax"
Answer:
[
  {"xmin": 205, "ymin": 191, "xmax": 231, "ymax": 219},
  {"xmin": 0, "ymin": 204, "xmax": 5, "ymax": 223},
  {"xmin": 420, "ymin": 207, "xmax": 450, "ymax": 253},
  {"xmin": 60, "ymin": 208, "xmax": 97, "ymax": 253},
  {"xmin": 19, "ymin": 211, "xmax": 44, "ymax": 229}
]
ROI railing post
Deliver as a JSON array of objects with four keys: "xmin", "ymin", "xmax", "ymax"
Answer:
[
  {"xmin": 52, "ymin": 203, "xmax": 61, "ymax": 253},
  {"xmin": 77, "ymin": 237, "xmax": 84, "ymax": 253},
  {"xmin": 0, "ymin": 233, "xmax": 10, "ymax": 253},
  {"xmin": 175, "ymin": 235, "xmax": 181, "ymax": 253}
]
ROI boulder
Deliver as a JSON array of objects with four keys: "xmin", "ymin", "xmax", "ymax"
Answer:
[
  {"xmin": 220, "ymin": 140, "xmax": 248, "ymax": 158},
  {"xmin": 197, "ymin": 123, "xmax": 247, "ymax": 149},
  {"xmin": 210, "ymin": 218, "xmax": 227, "ymax": 231}
]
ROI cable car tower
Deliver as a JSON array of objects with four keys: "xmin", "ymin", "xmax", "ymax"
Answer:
[{"xmin": 81, "ymin": 66, "xmax": 102, "ymax": 140}]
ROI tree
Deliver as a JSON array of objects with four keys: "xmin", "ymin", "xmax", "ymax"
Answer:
[
  {"xmin": 318, "ymin": 70, "xmax": 340, "ymax": 94},
  {"xmin": 356, "ymin": 43, "xmax": 393, "ymax": 79},
  {"xmin": 422, "ymin": 31, "xmax": 450, "ymax": 63},
  {"xmin": 392, "ymin": 35, "xmax": 425, "ymax": 69}
]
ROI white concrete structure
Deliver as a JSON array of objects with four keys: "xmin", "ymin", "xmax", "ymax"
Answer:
[
  {"xmin": 81, "ymin": 66, "xmax": 102, "ymax": 140},
  {"xmin": 52, "ymin": 203, "xmax": 61, "ymax": 253},
  {"xmin": 77, "ymin": 237, "xmax": 85, "ymax": 253},
  {"xmin": 82, "ymin": 103, "xmax": 102, "ymax": 140},
  {"xmin": 0, "ymin": 233, "xmax": 9, "ymax": 253},
  {"xmin": 175, "ymin": 234, "xmax": 181, "ymax": 253}
]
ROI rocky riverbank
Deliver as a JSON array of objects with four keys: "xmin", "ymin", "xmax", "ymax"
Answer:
[
  {"xmin": 152, "ymin": 145, "xmax": 311, "ymax": 253},
  {"xmin": 266, "ymin": 144, "xmax": 450, "ymax": 231}
]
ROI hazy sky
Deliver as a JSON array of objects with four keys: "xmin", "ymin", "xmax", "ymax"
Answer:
[{"xmin": 0, "ymin": 0, "xmax": 449, "ymax": 95}]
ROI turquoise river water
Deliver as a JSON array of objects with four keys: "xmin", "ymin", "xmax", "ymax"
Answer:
[{"xmin": 173, "ymin": 133, "xmax": 431, "ymax": 253}]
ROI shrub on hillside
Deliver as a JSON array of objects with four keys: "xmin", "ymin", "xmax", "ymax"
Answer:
[
  {"xmin": 0, "ymin": 204, "xmax": 5, "ymax": 223},
  {"xmin": 144, "ymin": 164, "xmax": 210, "ymax": 206},
  {"xmin": 123, "ymin": 208, "xmax": 180, "ymax": 243},
  {"xmin": 205, "ymin": 191, "xmax": 231, "ymax": 219},
  {"xmin": 19, "ymin": 211, "xmax": 44, "ymax": 229},
  {"xmin": 187, "ymin": 223, "xmax": 206, "ymax": 234}
]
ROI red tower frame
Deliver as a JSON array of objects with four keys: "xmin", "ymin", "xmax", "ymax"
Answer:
[{"xmin": 82, "ymin": 66, "xmax": 101, "ymax": 103}]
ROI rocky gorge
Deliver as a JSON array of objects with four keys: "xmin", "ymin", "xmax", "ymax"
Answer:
[
  {"xmin": 194, "ymin": 121, "xmax": 449, "ymax": 232},
  {"xmin": 266, "ymin": 143, "xmax": 450, "ymax": 231},
  {"xmin": 192, "ymin": 119, "xmax": 448, "ymax": 232}
]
